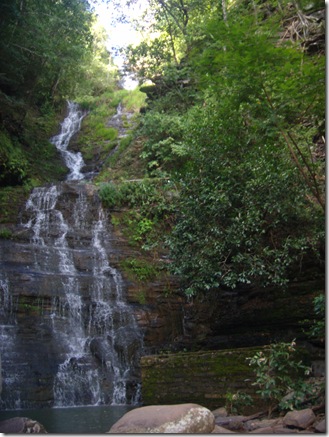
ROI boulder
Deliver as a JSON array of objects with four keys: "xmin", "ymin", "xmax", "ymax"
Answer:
[
  {"xmin": 108, "ymin": 403, "xmax": 215, "ymax": 433},
  {"xmin": 283, "ymin": 408, "xmax": 316, "ymax": 429},
  {"xmin": 0, "ymin": 417, "xmax": 47, "ymax": 433}
]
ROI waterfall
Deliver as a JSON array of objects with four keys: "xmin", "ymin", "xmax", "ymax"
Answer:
[
  {"xmin": 50, "ymin": 101, "xmax": 86, "ymax": 181},
  {"xmin": 0, "ymin": 102, "xmax": 143, "ymax": 409},
  {"xmin": 0, "ymin": 275, "xmax": 21, "ymax": 409}
]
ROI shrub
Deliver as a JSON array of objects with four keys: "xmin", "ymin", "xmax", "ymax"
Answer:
[
  {"xmin": 303, "ymin": 293, "xmax": 325, "ymax": 342},
  {"xmin": 247, "ymin": 340, "xmax": 313, "ymax": 416},
  {"xmin": 225, "ymin": 391, "xmax": 253, "ymax": 415}
]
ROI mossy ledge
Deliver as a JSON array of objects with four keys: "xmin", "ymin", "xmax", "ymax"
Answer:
[{"xmin": 140, "ymin": 346, "xmax": 316, "ymax": 412}]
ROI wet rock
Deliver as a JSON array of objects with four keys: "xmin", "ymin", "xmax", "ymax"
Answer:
[
  {"xmin": 89, "ymin": 337, "xmax": 113, "ymax": 364},
  {"xmin": 108, "ymin": 403, "xmax": 215, "ymax": 433}
]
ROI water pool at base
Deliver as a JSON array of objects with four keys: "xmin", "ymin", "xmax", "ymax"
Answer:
[{"xmin": 0, "ymin": 405, "xmax": 136, "ymax": 433}]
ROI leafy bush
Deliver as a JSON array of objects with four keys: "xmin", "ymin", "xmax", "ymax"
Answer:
[
  {"xmin": 0, "ymin": 228, "xmax": 12, "ymax": 239},
  {"xmin": 139, "ymin": 112, "xmax": 188, "ymax": 176},
  {"xmin": 167, "ymin": 14, "xmax": 325, "ymax": 295},
  {"xmin": 95, "ymin": 125, "xmax": 117, "ymax": 141},
  {"xmin": 225, "ymin": 391, "xmax": 253, "ymax": 415},
  {"xmin": 99, "ymin": 179, "xmax": 177, "ymax": 254},
  {"xmin": 247, "ymin": 341, "xmax": 313, "ymax": 416},
  {"xmin": 99, "ymin": 179, "xmax": 176, "ymax": 219},
  {"xmin": 0, "ymin": 130, "xmax": 29, "ymax": 186},
  {"xmin": 303, "ymin": 293, "xmax": 325, "ymax": 342},
  {"xmin": 120, "ymin": 258, "xmax": 158, "ymax": 282}
]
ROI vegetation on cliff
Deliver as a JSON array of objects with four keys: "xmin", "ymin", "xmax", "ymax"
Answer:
[
  {"xmin": 0, "ymin": 0, "xmax": 119, "ymax": 192},
  {"xmin": 120, "ymin": 0, "xmax": 325, "ymax": 295},
  {"xmin": 0, "ymin": 0, "xmax": 325, "ymax": 298}
]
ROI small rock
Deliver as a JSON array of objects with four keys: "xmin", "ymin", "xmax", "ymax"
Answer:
[
  {"xmin": 272, "ymin": 425, "xmax": 299, "ymax": 433},
  {"xmin": 212, "ymin": 424, "xmax": 236, "ymax": 433},
  {"xmin": 283, "ymin": 408, "xmax": 316, "ymax": 429},
  {"xmin": 215, "ymin": 416, "xmax": 246, "ymax": 431},
  {"xmin": 250, "ymin": 425, "xmax": 298, "ymax": 433},
  {"xmin": 212, "ymin": 407, "xmax": 228, "ymax": 418},
  {"xmin": 108, "ymin": 403, "xmax": 215, "ymax": 433},
  {"xmin": 315, "ymin": 418, "xmax": 326, "ymax": 433},
  {"xmin": 246, "ymin": 418, "xmax": 281, "ymax": 431},
  {"xmin": 250, "ymin": 426, "xmax": 271, "ymax": 433}
]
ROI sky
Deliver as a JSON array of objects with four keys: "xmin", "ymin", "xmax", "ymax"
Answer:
[{"xmin": 93, "ymin": 0, "xmax": 149, "ymax": 89}]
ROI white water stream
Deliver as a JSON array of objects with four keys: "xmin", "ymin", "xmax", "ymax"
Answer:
[{"xmin": 50, "ymin": 101, "xmax": 86, "ymax": 180}]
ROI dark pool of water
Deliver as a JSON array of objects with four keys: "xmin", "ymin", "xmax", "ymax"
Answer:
[{"xmin": 0, "ymin": 405, "xmax": 136, "ymax": 433}]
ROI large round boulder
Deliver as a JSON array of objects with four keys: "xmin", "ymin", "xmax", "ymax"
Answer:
[{"xmin": 108, "ymin": 403, "xmax": 215, "ymax": 433}]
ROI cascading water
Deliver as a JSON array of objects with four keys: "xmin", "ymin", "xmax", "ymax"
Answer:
[
  {"xmin": 50, "ymin": 101, "xmax": 86, "ymax": 181},
  {"xmin": 0, "ymin": 102, "xmax": 143, "ymax": 409}
]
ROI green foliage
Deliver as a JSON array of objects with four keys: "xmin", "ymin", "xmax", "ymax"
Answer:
[
  {"xmin": 225, "ymin": 391, "xmax": 253, "ymax": 415},
  {"xmin": 120, "ymin": 87, "xmax": 147, "ymax": 112},
  {"xmin": 0, "ymin": 186, "xmax": 30, "ymax": 223},
  {"xmin": 139, "ymin": 111, "xmax": 188, "ymax": 176},
  {"xmin": 120, "ymin": 258, "xmax": 158, "ymax": 282},
  {"xmin": 76, "ymin": 88, "xmax": 145, "ymax": 170},
  {"xmin": 95, "ymin": 125, "xmax": 118, "ymax": 141},
  {"xmin": 99, "ymin": 179, "xmax": 176, "ymax": 218},
  {"xmin": 164, "ymin": 5, "xmax": 324, "ymax": 295},
  {"xmin": 124, "ymin": 0, "xmax": 324, "ymax": 297},
  {"xmin": 247, "ymin": 341, "xmax": 313, "ymax": 416},
  {"xmin": 0, "ymin": 130, "xmax": 29, "ymax": 186},
  {"xmin": 0, "ymin": 0, "xmax": 94, "ymax": 105},
  {"xmin": 100, "ymin": 179, "xmax": 177, "ymax": 254},
  {"xmin": 303, "ymin": 293, "xmax": 325, "ymax": 341},
  {"xmin": 0, "ymin": 228, "xmax": 12, "ymax": 239},
  {"xmin": 98, "ymin": 182, "xmax": 121, "ymax": 208},
  {"xmin": 168, "ymin": 89, "xmax": 324, "ymax": 295},
  {"xmin": 0, "ymin": 0, "xmax": 120, "ymax": 192},
  {"xmin": 124, "ymin": 37, "xmax": 176, "ymax": 82},
  {"xmin": 311, "ymin": 294, "xmax": 325, "ymax": 338},
  {"xmin": 136, "ymin": 290, "xmax": 147, "ymax": 305}
]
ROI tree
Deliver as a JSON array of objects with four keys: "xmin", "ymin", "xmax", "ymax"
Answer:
[
  {"xmin": 0, "ymin": 0, "xmax": 94, "ymax": 105},
  {"xmin": 123, "ymin": 0, "xmax": 218, "ymax": 82}
]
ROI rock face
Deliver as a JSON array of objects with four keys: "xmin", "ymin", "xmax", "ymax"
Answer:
[
  {"xmin": 108, "ymin": 403, "xmax": 215, "ymax": 433},
  {"xmin": 0, "ymin": 180, "xmax": 324, "ymax": 409},
  {"xmin": 140, "ymin": 349, "xmax": 324, "ymax": 411},
  {"xmin": 0, "ymin": 182, "xmax": 144, "ymax": 408},
  {"xmin": 179, "ymin": 282, "xmax": 324, "ymax": 351},
  {"xmin": 141, "ymin": 348, "xmax": 260, "ymax": 411}
]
